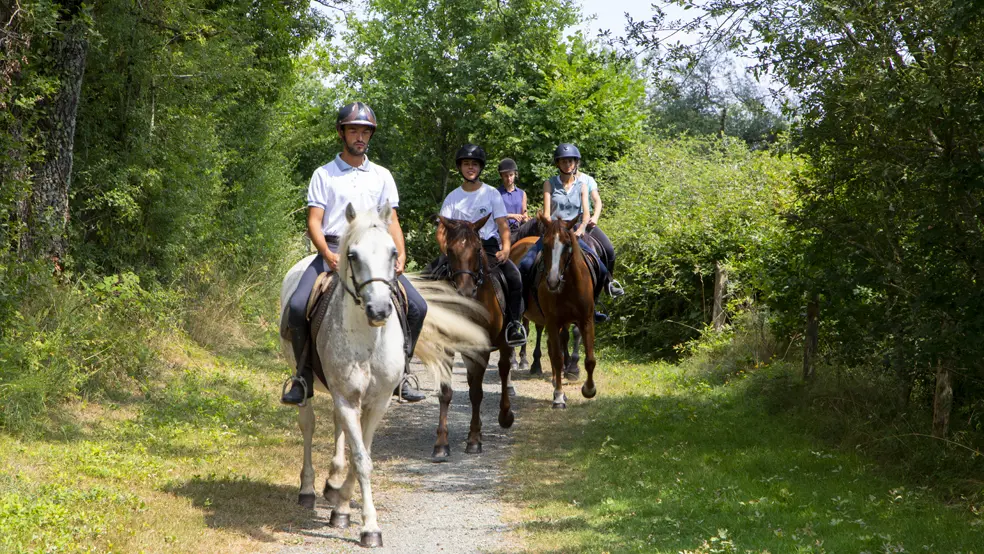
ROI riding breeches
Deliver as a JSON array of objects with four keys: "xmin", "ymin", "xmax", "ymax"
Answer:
[{"xmin": 287, "ymin": 252, "xmax": 427, "ymax": 366}]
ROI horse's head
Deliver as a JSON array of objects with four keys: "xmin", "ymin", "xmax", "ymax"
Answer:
[
  {"xmin": 439, "ymin": 213, "xmax": 491, "ymax": 299},
  {"xmin": 538, "ymin": 213, "xmax": 579, "ymax": 293},
  {"xmin": 339, "ymin": 202, "xmax": 399, "ymax": 326}
]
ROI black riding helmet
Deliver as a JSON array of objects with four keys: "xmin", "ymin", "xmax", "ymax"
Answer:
[
  {"xmin": 336, "ymin": 102, "xmax": 377, "ymax": 132},
  {"xmin": 455, "ymin": 143, "xmax": 487, "ymax": 168},
  {"xmin": 497, "ymin": 158, "xmax": 518, "ymax": 173},
  {"xmin": 553, "ymin": 143, "xmax": 581, "ymax": 160}
]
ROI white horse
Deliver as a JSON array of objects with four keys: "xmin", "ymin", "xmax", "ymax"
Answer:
[{"xmin": 279, "ymin": 202, "xmax": 489, "ymax": 548}]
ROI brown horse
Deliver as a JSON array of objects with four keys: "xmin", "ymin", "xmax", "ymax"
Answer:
[
  {"xmin": 510, "ymin": 238, "xmax": 584, "ymax": 381},
  {"xmin": 431, "ymin": 214, "xmax": 515, "ymax": 460},
  {"xmin": 516, "ymin": 215, "xmax": 597, "ymax": 408}
]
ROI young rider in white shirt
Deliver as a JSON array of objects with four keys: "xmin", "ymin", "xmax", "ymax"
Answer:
[
  {"xmin": 282, "ymin": 102, "xmax": 427, "ymax": 405},
  {"xmin": 433, "ymin": 144, "xmax": 528, "ymax": 347}
]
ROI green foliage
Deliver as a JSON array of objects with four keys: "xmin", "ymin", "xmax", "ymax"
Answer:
[
  {"xmin": 599, "ymin": 135, "xmax": 800, "ymax": 355},
  {"xmin": 626, "ymin": 0, "xmax": 984, "ymax": 425},
  {"xmin": 325, "ymin": 0, "xmax": 646, "ymax": 263},
  {"xmin": 0, "ymin": 273, "xmax": 178, "ymax": 432}
]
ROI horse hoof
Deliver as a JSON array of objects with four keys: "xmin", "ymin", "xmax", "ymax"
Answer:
[
  {"xmin": 552, "ymin": 401, "xmax": 567, "ymax": 409},
  {"xmin": 529, "ymin": 363, "xmax": 542, "ymax": 376},
  {"xmin": 564, "ymin": 369, "xmax": 581, "ymax": 382},
  {"xmin": 519, "ymin": 360, "xmax": 529, "ymax": 371},
  {"xmin": 506, "ymin": 385, "xmax": 516, "ymax": 397},
  {"xmin": 360, "ymin": 531, "xmax": 384, "ymax": 548},
  {"xmin": 432, "ymin": 445, "xmax": 450, "ymax": 462},
  {"xmin": 465, "ymin": 442, "xmax": 483, "ymax": 454},
  {"xmin": 329, "ymin": 510, "xmax": 350, "ymax": 528},
  {"xmin": 581, "ymin": 383, "xmax": 597, "ymax": 399},
  {"xmin": 498, "ymin": 410, "xmax": 515, "ymax": 429},
  {"xmin": 297, "ymin": 493, "xmax": 316, "ymax": 509}
]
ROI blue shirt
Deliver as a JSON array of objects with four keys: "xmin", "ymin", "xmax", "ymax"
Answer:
[
  {"xmin": 497, "ymin": 185, "xmax": 525, "ymax": 226},
  {"xmin": 549, "ymin": 173, "xmax": 597, "ymax": 221}
]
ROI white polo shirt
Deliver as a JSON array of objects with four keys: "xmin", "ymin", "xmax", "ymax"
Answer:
[
  {"xmin": 440, "ymin": 183, "xmax": 508, "ymax": 244},
  {"xmin": 307, "ymin": 155, "xmax": 399, "ymax": 237}
]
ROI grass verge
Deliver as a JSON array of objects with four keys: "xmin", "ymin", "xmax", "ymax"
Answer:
[
  {"xmin": 0, "ymin": 333, "xmax": 339, "ymax": 553},
  {"xmin": 505, "ymin": 355, "xmax": 984, "ymax": 553}
]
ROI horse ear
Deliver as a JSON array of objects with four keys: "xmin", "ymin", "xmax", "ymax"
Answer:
[
  {"xmin": 378, "ymin": 201, "xmax": 393, "ymax": 225},
  {"xmin": 345, "ymin": 203, "xmax": 357, "ymax": 223},
  {"xmin": 565, "ymin": 217, "xmax": 579, "ymax": 230},
  {"xmin": 437, "ymin": 215, "xmax": 453, "ymax": 229},
  {"xmin": 472, "ymin": 213, "xmax": 492, "ymax": 232},
  {"xmin": 537, "ymin": 210, "xmax": 551, "ymax": 227}
]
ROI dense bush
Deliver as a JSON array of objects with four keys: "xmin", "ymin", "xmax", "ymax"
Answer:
[{"xmin": 598, "ymin": 135, "xmax": 801, "ymax": 356}]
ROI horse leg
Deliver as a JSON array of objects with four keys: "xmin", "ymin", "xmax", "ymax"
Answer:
[
  {"xmin": 497, "ymin": 345, "xmax": 515, "ymax": 429},
  {"xmin": 328, "ymin": 398, "xmax": 366, "ymax": 536},
  {"xmin": 546, "ymin": 324, "xmax": 567, "ymax": 409},
  {"xmin": 579, "ymin": 319, "xmax": 597, "ymax": 399},
  {"xmin": 297, "ymin": 403, "xmax": 317, "ymax": 509},
  {"xmin": 351, "ymin": 394, "xmax": 390, "ymax": 547},
  {"xmin": 517, "ymin": 319, "xmax": 530, "ymax": 371},
  {"xmin": 465, "ymin": 352, "xmax": 490, "ymax": 453},
  {"xmin": 565, "ymin": 325, "xmax": 582, "ymax": 382},
  {"xmin": 323, "ymin": 408, "xmax": 346, "ymax": 507},
  {"xmin": 432, "ymin": 381, "xmax": 453, "ymax": 462},
  {"xmin": 530, "ymin": 323, "xmax": 544, "ymax": 375}
]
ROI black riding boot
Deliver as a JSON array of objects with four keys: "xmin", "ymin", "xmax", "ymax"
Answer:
[{"xmin": 282, "ymin": 332, "xmax": 315, "ymax": 405}]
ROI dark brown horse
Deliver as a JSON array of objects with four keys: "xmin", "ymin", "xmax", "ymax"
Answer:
[
  {"xmin": 516, "ymin": 215, "xmax": 597, "ymax": 408},
  {"xmin": 431, "ymin": 215, "xmax": 515, "ymax": 460}
]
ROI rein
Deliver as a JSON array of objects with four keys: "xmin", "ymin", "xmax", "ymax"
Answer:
[{"xmin": 337, "ymin": 236, "xmax": 400, "ymax": 306}]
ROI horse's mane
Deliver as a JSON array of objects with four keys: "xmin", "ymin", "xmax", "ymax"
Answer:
[{"xmin": 337, "ymin": 207, "xmax": 392, "ymax": 278}]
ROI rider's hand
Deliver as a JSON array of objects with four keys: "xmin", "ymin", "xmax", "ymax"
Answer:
[
  {"xmin": 496, "ymin": 248, "xmax": 510, "ymax": 263},
  {"xmin": 395, "ymin": 255, "xmax": 405, "ymax": 275},
  {"xmin": 587, "ymin": 217, "xmax": 598, "ymax": 229},
  {"xmin": 324, "ymin": 250, "xmax": 340, "ymax": 271},
  {"xmin": 574, "ymin": 226, "xmax": 586, "ymax": 238}
]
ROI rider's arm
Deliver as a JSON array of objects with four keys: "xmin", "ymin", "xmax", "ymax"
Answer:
[
  {"xmin": 495, "ymin": 217, "xmax": 512, "ymax": 262},
  {"xmin": 521, "ymin": 190, "xmax": 528, "ymax": 221},
  {"xmin": 576, "ymin": 183, "xmax": 590, "ymax": 237},
  {"xmin": 589, "ymin": 187, "xmax": 602, "ymax": 226},
  {"xmin": 308, "ymin": 207, "xmax": 339, "ymax": 269},
  {"xmin": 542, "ymin": 180, "xmax": 551, "ymax": 217},
  {"xmin": 388, "ymin": 209, "xmax": 407, "ymax": 274},
  {"xmin": 436, "ymin": 221, "xmax": 448, "ymax": 255}
]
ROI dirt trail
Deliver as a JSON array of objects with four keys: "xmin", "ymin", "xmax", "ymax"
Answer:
[{"xmin": 276, "ymin": 353, "xmax": 532, "ymax": 554}]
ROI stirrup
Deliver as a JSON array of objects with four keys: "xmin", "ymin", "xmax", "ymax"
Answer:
[
  {"xmin": 395, "ymin": 373, "xmax": 425, "ymax": 403},
  {"xmin": 607, "ymin": 279, "xmax": 625, "ymax": 297},
  {"xmin": 505, "ymin": 321, "xmax": 528, "ymax": 347},
  {"xmin": 281, "ymin": 375, "xmax": 309, "ymax": 407}
]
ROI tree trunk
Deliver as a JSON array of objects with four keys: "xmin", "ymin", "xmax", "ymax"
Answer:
[
  {"xmin": 712, "ymin": 261, "xmax": 727, "ymax": 331},
  {"xmin": 20, "ymin": 7, "xmax": 89, "ymax": 264},
  {"xmin": 932, "ymin": 361, "xmax": 953, "ymax": 439},
  {"xmin": 803, "ymin": 294, "xmax": 819, "ymax": 381}
]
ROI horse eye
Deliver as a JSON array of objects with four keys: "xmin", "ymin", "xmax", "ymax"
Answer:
[{"xmin": 347, "ymin": 252, "xmax": 357, "ymax": 260}]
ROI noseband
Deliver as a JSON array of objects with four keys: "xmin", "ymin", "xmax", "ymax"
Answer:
[{"xmin": 449, "ymin": 245, "xmax": 487, "ymax": 297}]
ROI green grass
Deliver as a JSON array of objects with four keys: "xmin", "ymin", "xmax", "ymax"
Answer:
[
  {"xmin": 506, "ymin": 359, "xmax": 984, "ymax": 553},
  {"xmin": 0, "ymin": 338, "xmax": 328, "ymax": 553}
]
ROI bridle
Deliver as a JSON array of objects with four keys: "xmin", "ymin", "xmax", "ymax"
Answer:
[
  {"xmin": 450, "ymin": 244, "xmax": 487, "ymax": 297},
  {"xmin": 340, "ymin": 248, "xmax": 399, "ymax": 306},
  {"xmin": 542, "ymin": 230, "xmax": 576, "ymax": 288}
]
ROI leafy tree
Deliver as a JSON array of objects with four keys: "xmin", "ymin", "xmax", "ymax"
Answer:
[
  {"xmin": 630, "ymin": 0, "xmax": 984, "ymax": 432},
  {"xmin": 325, "ymin": 0, "xmax": 646, "ymax": 262}
]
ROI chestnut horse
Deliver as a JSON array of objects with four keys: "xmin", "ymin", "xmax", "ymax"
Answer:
[
  {"xmin": 510, "ymin": 239, "xmax": 584, "ymax": 382},
  {"xmin": 432, "ymin": 215, "xmax": 515, "ymax": 460},
  {"xmin": 515, "ymin": 215, "xmax": 598, "ymax": 408}
]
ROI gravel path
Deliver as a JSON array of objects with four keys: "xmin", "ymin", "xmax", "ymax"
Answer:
[{"xmin": 276, "ymin": 353, "xmax": 528, "ymax": 554}]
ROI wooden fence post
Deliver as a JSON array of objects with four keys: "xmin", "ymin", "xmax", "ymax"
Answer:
[
  {"xmin": 712, "ymin": 262, "xmax": 727, "ymax": 331},
  {"xmin": 803, "ymin": 294, "xmax": 819, "ymax": 381}
]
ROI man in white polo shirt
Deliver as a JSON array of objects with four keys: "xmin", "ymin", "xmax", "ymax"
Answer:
[{"xmin": 282, "ymin": 102, "xmax": 427, "ymax": 405}]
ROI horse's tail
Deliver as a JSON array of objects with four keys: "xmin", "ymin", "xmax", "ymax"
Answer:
[{"xmin": 407, "ymin": 275, "xmax": 491, "ymax": 386}]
